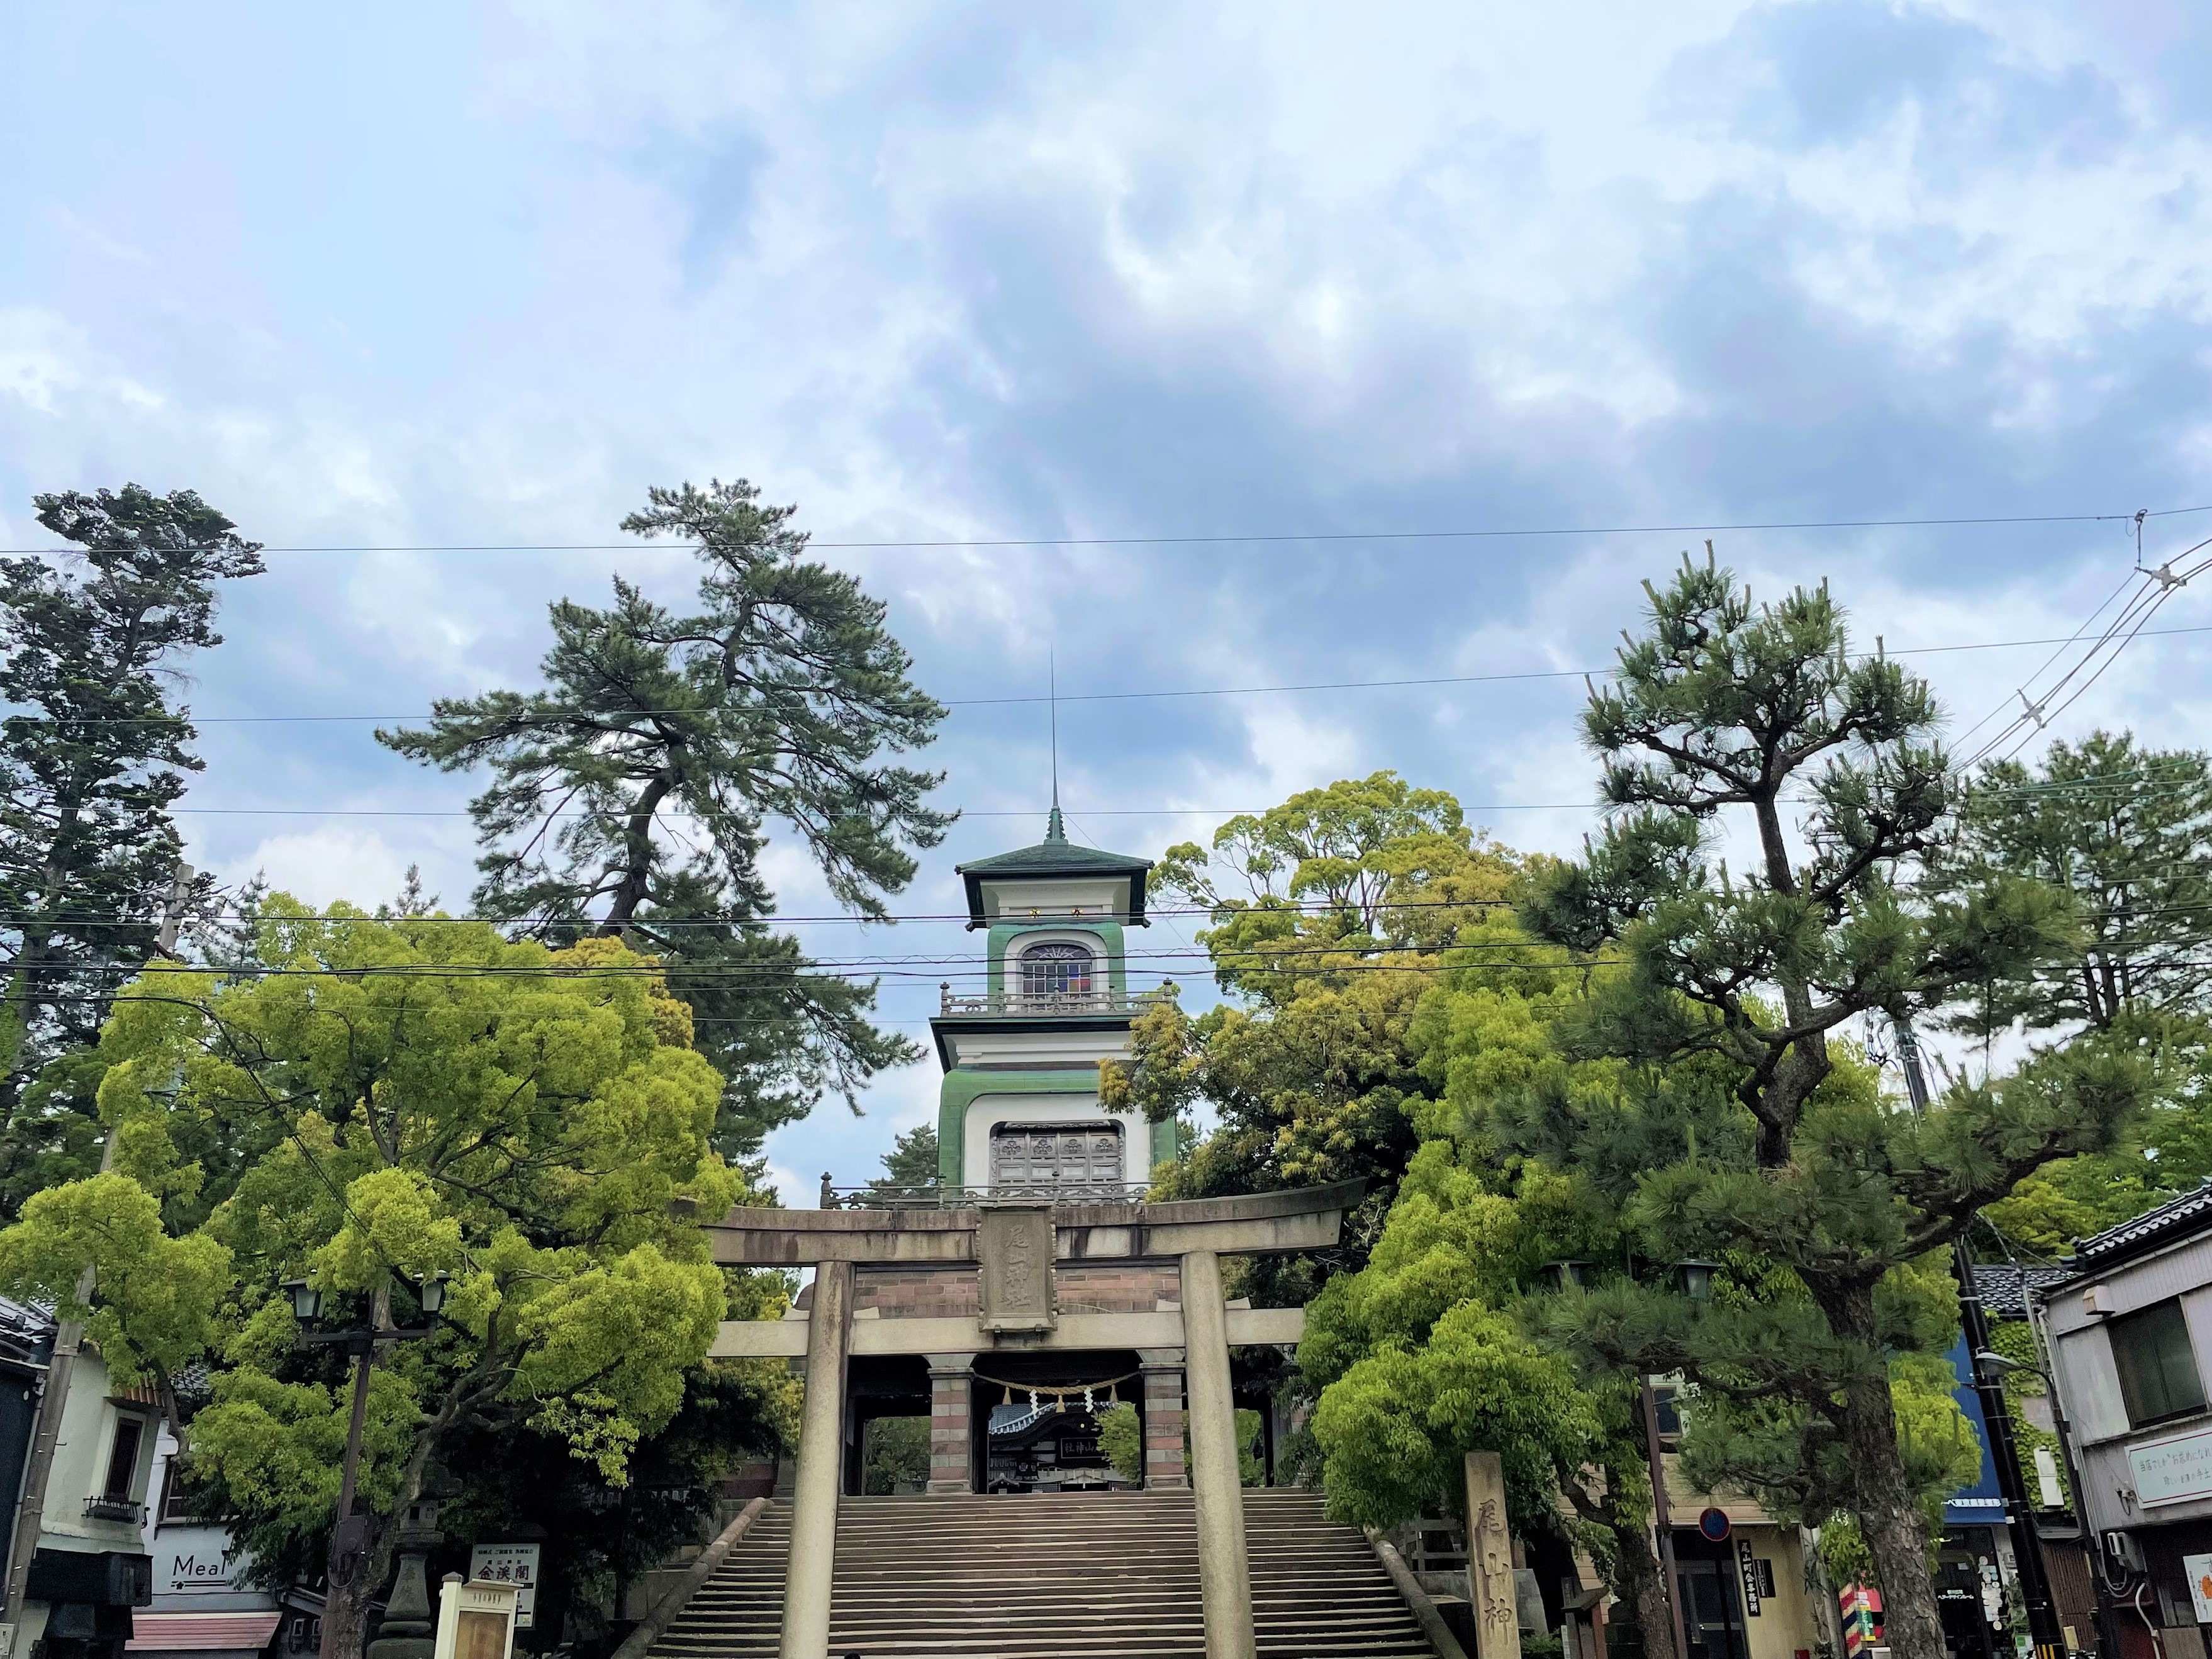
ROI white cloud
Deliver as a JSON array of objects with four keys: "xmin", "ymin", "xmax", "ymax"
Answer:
[{"xmin": 221, "ymin": 825, "xmax": 416, "ymax": 910}]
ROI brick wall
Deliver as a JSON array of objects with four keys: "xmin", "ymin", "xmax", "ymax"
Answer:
[{"xmin": 852, "ymin": 1262, "xmax": 1182, "ymax": 1318}]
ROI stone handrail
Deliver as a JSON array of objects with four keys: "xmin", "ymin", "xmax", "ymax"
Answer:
[
  {"xmin": 1366, "ymin": 1529, "xmax": 1473, "ymax": 1659},
  {"xmin": 609, "ymin": 1497, "xmax": 767, "ymax": 1659}
]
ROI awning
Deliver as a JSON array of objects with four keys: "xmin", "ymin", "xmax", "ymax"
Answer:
[{"xmin": 126, "ymin": 1612, "xmax": 282, "ymax": 1652}]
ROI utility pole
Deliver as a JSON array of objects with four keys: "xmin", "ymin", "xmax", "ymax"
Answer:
[
  {"xmin": 1892, "ymin": 1020, "xmax": 2065, "ymax": 1659},
  {"xmin": 1639, "ymin": 1378, "xmax": 1690, "ymax": 1659}
]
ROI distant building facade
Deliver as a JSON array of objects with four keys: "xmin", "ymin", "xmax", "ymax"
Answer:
[
  {"xmin": 2041, "ymin": 1183, "xmax": 2212, "ymax": 1659},
  {"xmin": 0, "ymin": 1302, "xmax": 159, "ymax": 1659}
]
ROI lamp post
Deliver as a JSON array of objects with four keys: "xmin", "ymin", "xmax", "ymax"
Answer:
[{"xmin": 286, "ymin": 1275, "xmax": 447, "ymax": 1659}]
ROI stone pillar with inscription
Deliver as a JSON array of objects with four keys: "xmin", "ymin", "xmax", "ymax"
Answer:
[
  {"xmin": 926, "ymin": 1353, "xmax": 975, "ymax": 1495},
  {"xmin": 1138, "ymin": 1349, "xmax": 1188, "ymax": 1491},
  {"xmin": 1465, "ymin": 1451, "xmax": 1524, "ymax": 1659}
]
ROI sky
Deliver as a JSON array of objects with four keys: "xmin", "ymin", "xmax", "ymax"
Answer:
[{"xmin": 4, "ymin": 1, "xmax": 2211, "ymax": 1201}]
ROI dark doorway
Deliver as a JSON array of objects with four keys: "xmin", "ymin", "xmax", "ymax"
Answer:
[
  {"xmin": 1672, "ymin": 1536, "xmax": 1750, "ymax": 1659},
  {"xmin": 1935, "ymin": 1544, "xmax": 2003, "ymax": 1659}
]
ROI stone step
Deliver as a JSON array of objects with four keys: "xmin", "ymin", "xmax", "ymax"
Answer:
[{"xmin": 651, "ymin": 1491, "xmax": 1439, "ymax": 1659}]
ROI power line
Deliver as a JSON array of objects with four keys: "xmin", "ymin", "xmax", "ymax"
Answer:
[
  {"xmin": 6, "ymin": 503, "xmax": 2205, "ymax": 561},
  {"xmin": 15, "ymin": 622, "xmax": 2212, "ymax": 731},
  {"xmin": 115, "ymin": 757, "xmax": 2212, "ymax": 825}
]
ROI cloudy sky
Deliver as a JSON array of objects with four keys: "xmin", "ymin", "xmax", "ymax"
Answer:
[{"xmin": 4, "ymin": 1, "xmax": 2210, "ymax": 1198}]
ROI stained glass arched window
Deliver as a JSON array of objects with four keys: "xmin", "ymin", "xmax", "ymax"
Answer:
[{"xmin": 1019, "ymin": 941, "xmax": 1095, "ymax": 1000}]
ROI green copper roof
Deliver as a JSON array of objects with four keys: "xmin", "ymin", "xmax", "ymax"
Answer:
[
  {"xmin": 955, "ymin": 807, "xmax": 1152, "ymax": 925},
  {"xmin": 956, "ymin": 807, "xmax": 1152, "ymax": 876}
]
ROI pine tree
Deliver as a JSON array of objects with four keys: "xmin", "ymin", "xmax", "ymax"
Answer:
[
  {"xmin": 1508, "ymin": 552, "xmax": 2150, "ymax": 1659},
  {"xmin": 381, "ymin": 479, "xmax": 951, "ymax": 1158},
  {"xmin": 0, "ymin": 484, "xmax": 262, "ymax": 1129}
]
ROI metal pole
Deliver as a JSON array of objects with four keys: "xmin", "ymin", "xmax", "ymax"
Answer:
[
  {"xmin": 1639, "ymin": 1377, "xmax": 1690, "ymax": 1659},
  {"xmin": 318, "ymin": 1282, "xmax": 389, "ymax": 1659},
  {"xmin": 1893, "ymin": 1021, "xmax": 2065, "ymax": 1659}
]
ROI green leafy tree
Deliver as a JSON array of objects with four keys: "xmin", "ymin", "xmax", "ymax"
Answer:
[
  {"xmin": 1507, "ymin": 554, "xmax": 2150, "ymax": 1659},
  {"xmin": 1950, "ymin": 734, "xmax": 2212, "ymax": 1246},
  {"xmin": 379, "ymin": 479, "xmax": 951, "ymax": 1158},
  {"xmin": 863, "ymin": 1120, "xmax": 941, "ymax": 1200},
  {"xmin": 1952, "ymin": 732, "xmax": 2212, "ymax": 1032},
  {"xmin": 1302, "ymin": 934, "xmax": 1685, "ymax": 1659},
  {"xmin": 1101, "ymin": 774, "xmax": 1519, "ymax": 1282},
  {"xmin": 437, "ymin": 1339, "xmax": 796, "ymax": 1651},
  {"xmin": 0, "ymin": 485, "xmax": 262, "ymax": 1151},
  {"xmin": 0, "ymin": 908, "xmax": 754, "ymax": 1659}
]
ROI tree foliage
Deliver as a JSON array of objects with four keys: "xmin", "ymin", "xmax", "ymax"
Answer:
[
  {"xmin": 1507, "ymin": 554, "xmax": 2149, "ymax": 1659},
  {"xmin": 1101, "ymin": 773, "xmax": 1519, "ymax": 1281},
  {"xmin": 0, "ymin": 907, "xmax": 766, "ymax": 1657},
  {"xmin": 1949, "ymin": 734, "xmax": 2212, "ymax": 1248},
  {"xmin": 379, "ymin": 479, "xmax": 951, "ymax": 1158},
  {"xmin": 864, "ymin": 1120, "xmax": 941, "ymax": 1200},
  {"xmin": 0, "ymin": 484, "xmax": 262, "ymax": 1147}
]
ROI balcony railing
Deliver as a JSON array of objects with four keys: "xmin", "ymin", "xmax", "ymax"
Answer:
[
  {"xmin": 84, "ymin": 1495, "xmax": 145, "ymax": 1525},
  {"xmin": 937, "ymin": 986, "xmax": 1156, "ymax": 1017}
]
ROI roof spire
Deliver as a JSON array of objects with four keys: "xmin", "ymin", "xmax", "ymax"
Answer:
[{"xmin": 1046, "ymin": 649, "xmax": 1066, "ymax": 843}]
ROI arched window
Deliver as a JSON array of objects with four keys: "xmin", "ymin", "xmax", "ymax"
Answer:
[{"xmin": 1019, "ymin": 941, "xmax": 1095, "ymax": 1002}]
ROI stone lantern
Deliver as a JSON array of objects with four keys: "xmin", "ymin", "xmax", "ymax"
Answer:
[{"xmin": 366, "ymin": 1462, "xmax": 462, "ymax": 1659}]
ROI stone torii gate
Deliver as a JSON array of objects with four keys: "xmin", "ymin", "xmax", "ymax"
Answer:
[{"xmin": 704, "ymin": 1181, "xmax": 1361, "ymax": 1659}]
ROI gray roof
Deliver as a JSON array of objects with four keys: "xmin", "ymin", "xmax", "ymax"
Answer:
[
  {"xmin": 2072, "ymin": 1179, "xmax": 2212, "ymax": 1273},
  {"xmin": 1970, "ymin": 1261, "xmax": 2074, "ymax": 1319}
]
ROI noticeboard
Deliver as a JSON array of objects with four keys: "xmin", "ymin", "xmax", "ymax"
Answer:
[{"xmin": 468, "ymin": 1544, "xmax": 540, "ymax": 1631}]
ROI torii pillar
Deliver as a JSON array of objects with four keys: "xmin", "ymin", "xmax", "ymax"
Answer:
[{"xmin": 705, "ymin": 1181, "xmax": 1363, "ymax": 1659}]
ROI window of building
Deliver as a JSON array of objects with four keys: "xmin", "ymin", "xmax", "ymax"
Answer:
[
  {"xmin": 104, "ymin": 1416, "xmax": 144, "ymax": 1500},
  {"xmin": 1019, "ymin": 942, "xmax": 1095, "ymax": 1001},
  {"xmin": 2110, "ymin": 1299, "xmax": 2208, "ymax": 1427},
  {"xmin": 988, "ymin": 1123, "xmax": 1124, "ymax": 1193},
  {"xmin": 1651, "ymin": 1382, "xmax": 1684, "ymax": 1443}
]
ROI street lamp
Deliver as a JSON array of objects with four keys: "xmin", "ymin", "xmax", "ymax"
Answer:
[
  {"xmin": 1674, "ymin": 1261, "xmax": 1719, "ymax": 1302},
  {"xmin": 293, "ymin": 1276, "xmax": 446, "ymax": 1659}
]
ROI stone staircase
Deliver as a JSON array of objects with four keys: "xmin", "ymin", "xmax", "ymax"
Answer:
[{"xmin": 650, "ymin": 1488, "xmax": 1440, "ymax": 1658}]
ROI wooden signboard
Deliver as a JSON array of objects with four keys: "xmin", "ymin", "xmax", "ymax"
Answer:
[{"xmin": 434, "ymin": 1573, "xmax": 520, "ymax": 1659}]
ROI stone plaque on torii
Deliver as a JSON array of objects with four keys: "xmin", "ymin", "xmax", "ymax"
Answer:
[{"xmin": 704, "ymin": 1181, "xmax": 1362, "ymax": 1659}]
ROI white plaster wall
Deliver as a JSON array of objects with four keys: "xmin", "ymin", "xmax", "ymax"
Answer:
[
  {"xmin": 978, "ymin": 878, "xmax": 1126, "ymax": 920},
  {"xmin": 37, "ymin": 1347, "xmax": 156, "ymax": 1552},
  {"xmin": 961, "ymin": 1093, "xmax": 1149, "ymax": 1187},
  {"xmin": 941, "ymin": 1029, "xmax": 1132, "ymax": 1068}
]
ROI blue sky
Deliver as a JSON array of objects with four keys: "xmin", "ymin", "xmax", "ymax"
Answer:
[{"xmin": 4, "ymin": 1, "xmax": 2210, "ymax": 1198}]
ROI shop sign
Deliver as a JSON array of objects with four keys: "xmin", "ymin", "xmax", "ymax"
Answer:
[
  {"xmin": 2129, "ymin": 1425, "xmax": 2212, "ymax": 1507},
  {"xmin": 468, "ymin": 1544, "xmax": 540, "ymax": 1631},
  {"xmin": 2184, "ymin": 1553, "xmax": 2212, "ymax": 1624},
  {"xmin": 159, "ymin": 1526, "xmax": 245, "ymax": 1594}
]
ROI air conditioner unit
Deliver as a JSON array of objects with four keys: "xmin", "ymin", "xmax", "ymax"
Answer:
[{"xmin": 2104, "ymin": 1531, "xmax": 2147, "ymax": 1575}]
